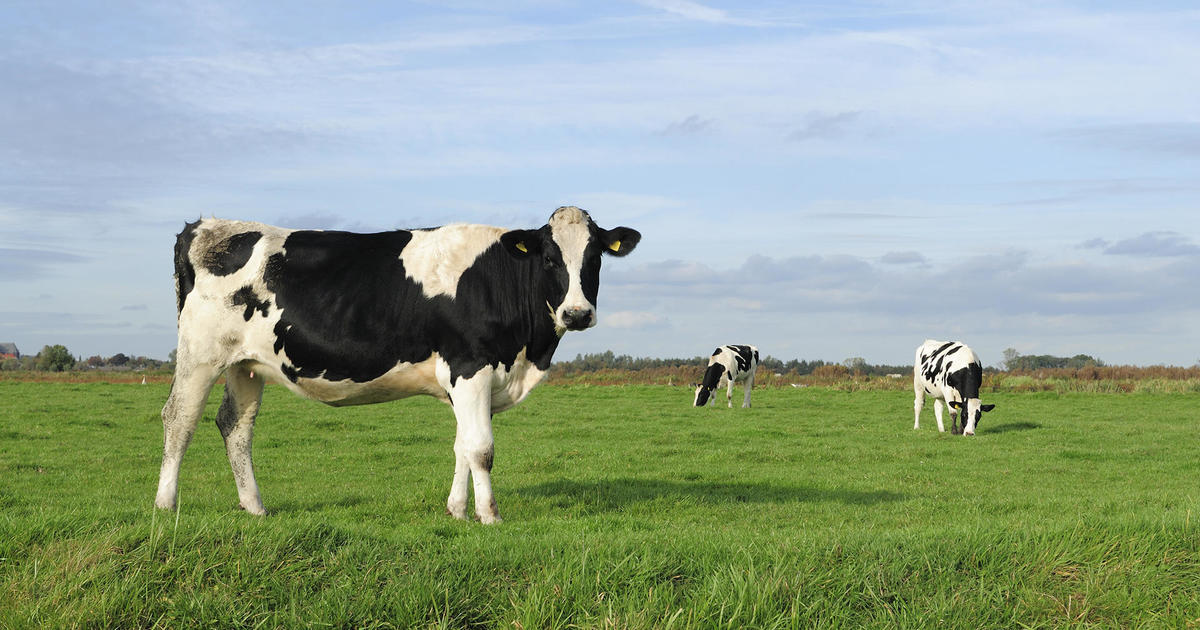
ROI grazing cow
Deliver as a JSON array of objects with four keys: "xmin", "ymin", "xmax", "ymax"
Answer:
[
  {"xmin": 693, "ymin": 344, "xmax": 759, "ymax": 408},
  {"xmin": 913, "ymin": 339, "xmax": 996, "ymax": 436},
  {"xmin": 155, "ymin": 206, "xmax": 639, "ymax": 524}
]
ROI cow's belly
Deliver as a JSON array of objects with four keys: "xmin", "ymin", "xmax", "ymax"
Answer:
[
  {"xmin": 251, "ymin": 355, "xmax": 448, "ymax": 407},
  {"xmin": 251, "ymin": 351, "xmax": 546, "ymax": 411}
]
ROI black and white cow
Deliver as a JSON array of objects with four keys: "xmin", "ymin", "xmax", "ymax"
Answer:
[
  {"xmin": 693, "ymin": 344, "xmax": 759, "ymax": 408},
  {"xmin": 913, "ymin": 339, "xmax": 996, "ymax": 436},
  {"xmin": 154, "ymin": 206, "xmax": 639, "ymax": 524}
]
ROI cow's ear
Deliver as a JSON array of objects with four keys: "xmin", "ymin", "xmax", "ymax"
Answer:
[
  {"xmin": 500, "ymin": 229, "xmax": 542, "ymax": 258},
  {"xmin": 601, "ymin": 227, "xmax": 640, "ymax": 257},
  {"xmin": 981, "ymin": 404, "xmax": 996, "ymax": 412},
  {"xmin": 947, "ymin": 400, "xmax": 963, "ymax": 409}
]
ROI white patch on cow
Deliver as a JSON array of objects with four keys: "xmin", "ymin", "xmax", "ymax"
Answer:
[
  {"xmin": 401, "ymin": 224, "xmax": 507, "ymax": 299},
  {"xmin": 548, "ymin": 206, "xmax": 596, "ymax": 329}
]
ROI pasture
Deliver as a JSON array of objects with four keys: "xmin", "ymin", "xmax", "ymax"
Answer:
[{"xmin": 1, "ymin": 381, "xmax": 1198, "ymax": 628}]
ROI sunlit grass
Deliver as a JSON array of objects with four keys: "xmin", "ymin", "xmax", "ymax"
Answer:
[{"xmin": 2, "ymin": 382, "xmax": 1198, "ymax": 628}]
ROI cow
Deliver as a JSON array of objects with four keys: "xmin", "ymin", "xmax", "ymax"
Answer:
[
  {"xmin": 913, "ymin": 339, "xmax": 996, "ymax": 436},
  {"xmin": 693, "ymin": 344, "xmax": 759, "ymax": 408},
  {"xmin": 154, "ymin": 206, "xmax": 639, "ymax": 524}
]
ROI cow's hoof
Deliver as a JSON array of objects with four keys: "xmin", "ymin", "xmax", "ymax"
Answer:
[
  {"xmin": 239, "ymin": 503, "xmax": 267, "ymax": 516},
  {"xmin": 445, "ymin": 503, "xmax": 470, "ymax": 521},
  {"xmin": 477, "ymin": 513, "xmax": 503, "ymax": 525}
]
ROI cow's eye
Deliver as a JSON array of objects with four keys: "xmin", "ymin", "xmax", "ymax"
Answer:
[{"xmin": 542, "ymin": 253, "xmax": 557, "ymax": 269}]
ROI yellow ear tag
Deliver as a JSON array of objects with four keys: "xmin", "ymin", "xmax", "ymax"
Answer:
[
  {"xmin": 609, "ymin": 240, "xmax": 621, "ymax": 252},
  {"xmin": 515, "ymin": 242, "xmax": 528, "ymax": 253}
]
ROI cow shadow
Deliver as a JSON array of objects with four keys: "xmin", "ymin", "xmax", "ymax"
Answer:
[
  {"xmin": 985, "ymin": 421, "xmax": 1041, "ymax": 434},
  {"xmin": 513, "ymin": 477, "xmax": 904, "ymax": 514}
]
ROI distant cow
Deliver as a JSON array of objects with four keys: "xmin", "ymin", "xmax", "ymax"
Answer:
[
  {"xmin": 155, "ymin": 206, "xmax": 639, "ymax": 524},
  {"xmin": 694, "ymin": 344, "xmax": 759, "ymax": 408},
  {"xmin": 913, "ymin": 339, "xmax": 996, "ymax": 436}
]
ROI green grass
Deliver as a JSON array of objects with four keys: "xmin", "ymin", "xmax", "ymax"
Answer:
[{"xmin": 1, "ymin": 382, "xmax": 1198, "ymax": 628}]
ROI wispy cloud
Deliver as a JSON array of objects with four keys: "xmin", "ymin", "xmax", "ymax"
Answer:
[
  {"xmin": 1082, "ymin": 231, "xmax": 1200, "ymax": 258},
  {"xmin": 0, "ymin": 248, "xmax": 89, "ymax": 280},
  {"xmin": 636, "ymin": 0, "xmax": 773, "ymax": 26},
  {"xmin": 656, "ymin": 114, "xmax": 715, "ymax": 137},
  {"xmin": 1054, "ymin": 123, "xmax": 1200, "ymax": 157},
  {"xmin": 787, "ymin": 111, "xmax": 863, "ymax": 142}
]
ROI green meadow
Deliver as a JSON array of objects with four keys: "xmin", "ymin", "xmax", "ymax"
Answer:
[{"xmin": 1, "ymin": 381, "xmax": 1198, "ymax": 628}]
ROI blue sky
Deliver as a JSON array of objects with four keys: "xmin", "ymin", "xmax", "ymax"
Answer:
[{"xmin": 1, "ymin": 1, "xmax": 1197, "ymax": 367}]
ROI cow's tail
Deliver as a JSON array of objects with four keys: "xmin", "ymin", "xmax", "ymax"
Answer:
[{"xmin": 174, "ymin": 219, "xmax": 202, "ymax": 315}]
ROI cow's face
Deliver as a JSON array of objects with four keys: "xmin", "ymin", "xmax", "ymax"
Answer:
[
  {"xmin": 948, "ymin": 399, "xmax": 996, "ymax": 436},
  {"xmin": 693, "ymin": 384, "xmax": 713, "ymax": 407},
  {"xmin": 500, "ymin": 206, "xmax": 640, "ymax": 333}
]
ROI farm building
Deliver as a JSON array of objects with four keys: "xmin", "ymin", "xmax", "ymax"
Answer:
[{"xmin": 0, "ymin": 342, "xmax": 19, "ymax": 359}]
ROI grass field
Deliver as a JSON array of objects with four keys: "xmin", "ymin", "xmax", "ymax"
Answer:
[{"xmin": 2, "ymin": 381, "xmax": 1198, "ymax": 628}]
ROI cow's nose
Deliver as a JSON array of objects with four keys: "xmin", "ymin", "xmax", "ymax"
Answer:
[{"xmin": 561, "ymin": 307, "xmax": 593, "ymax": 330}]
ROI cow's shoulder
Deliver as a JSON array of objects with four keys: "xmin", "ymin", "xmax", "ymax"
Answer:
[{"xmin": 401, "ymin": 223, "xmax": 507, "ymax": 299}]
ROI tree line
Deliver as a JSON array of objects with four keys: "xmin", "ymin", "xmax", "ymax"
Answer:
[
  {"xmin": 0, "ymin": 344, "xmax": 1169, "ymax": 376},
  {"xmin": 0, "ymin": 345, "xmax": 174, "ymax": 373}
]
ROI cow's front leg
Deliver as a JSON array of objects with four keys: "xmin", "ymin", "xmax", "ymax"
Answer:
[
  {"xmin": 933, "ymin": 399, "xmax": 946, "ymax": 432},
  {"xmin": 446, "ymin": 369, "xmax": 501, "ymax": 524},
  {"xmin": 726, "ymin": 379, "xmax": 735, "ymax": 408}
]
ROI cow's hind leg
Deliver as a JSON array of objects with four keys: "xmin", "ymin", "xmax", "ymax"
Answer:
[
  {"xmin": 741, "ymin": 372, "xmax": 755, "ymax": 408},
  {"xmin": 446, "ymin": 369, "xmax": 501, "ymax": 524},
  {"xmin": 933, "ymin": 399, "xmax": 946, "ymax": 433},
  {"xmin": 215, "ymin": 363, "xmax": 266, "ymax": 515},
  {"xmin": 155, "ymin": 362, "xmax": 220, "ymax": 511},
  {"xmin": 913, "ymin": 390, "xmax": 924, "ymax": 429}
]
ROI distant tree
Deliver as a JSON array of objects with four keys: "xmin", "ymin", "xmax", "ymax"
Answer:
[
  {"xmin": 36, "ymin": 345, "xmax": 76, "ymax": 372},
  {"xmin": 108, "ymin": 353, "xmax": 129, "ymax": 367},
  {"xmin": 1, "ymin": 358, "xmax": 19, "ymax": 371},
  {"xmin": 86, "ymin": 355, "xmax": 104, "ymax": 368},
  {"xmin": 1002, "ymin": 348, "xmax": 1021, "ymax": 371},
  {"xmin": 842, "ymin": 357, "xmax": 868, "ymax": 373}
]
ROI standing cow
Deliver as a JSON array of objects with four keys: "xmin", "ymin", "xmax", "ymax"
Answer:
[
  {"xmin": 913, "ymin": 339, "xmax": 996, "ymax": 436},
  {"xmin": 155, "ymin": 206, "xmax": 639, "ymax": 524},
  {"xmin": 693, "ymin": 344, "xmax": 759, "ymax": 408}
]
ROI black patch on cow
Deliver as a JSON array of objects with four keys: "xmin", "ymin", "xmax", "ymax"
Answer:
[
  {"xmin": 700, "ymin": 363, "xmax": 724, "ymax": 389},
  {"xmin": 944, "ymin": 362, "xmax": 983, "ymax": 400},
  {"xmin": 263, "ymin": 228, "xmax": 569, "ymax": 385},
  {"xmin": 230, "ymin": 286, "xmax": 271, "ymax": 321},
  {"xmin": 174, "ymin": 220, "xmax": 201, "ymax": 314},
  {"xmin": 728, "ymin": 345, "xmax": 754, "ymax": 373},
  {"xmin": 204, "ymin": 232, "xmax": 261, "ymax": 276}
]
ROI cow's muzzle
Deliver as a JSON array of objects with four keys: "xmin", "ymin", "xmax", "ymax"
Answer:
[{"xmin": 561, "ymin": 307, "xmax": 595, "ymax": 331}]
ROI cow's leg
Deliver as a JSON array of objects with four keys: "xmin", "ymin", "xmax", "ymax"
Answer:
[
  {"xmin": 155, "ymin": 361, "xmax": 221, "ymax": 511},
  {"xmin": 950, "ymin": 405, "xmax": 963, "ymax": 435},
  {"xmin": 725, "ymin": 376, "xmax": 735, "ymax": 408},
  {"xmin": 741, "ymin": 372, "xmax": 755, "ymax": 408},
  {"xmin": 913, "ymin": 389, "xmax": 924, "ymax": 429},
  {"xmin": 215, "ymin": 363, "xmax": 266, "ymax": 515},
  {"xmin": 933, "ymin": 399, "xmax": 946, "ymax": 433},
  {"xmin": 446, "ymin": 370, "xmax": 501, "ymax": 524}
]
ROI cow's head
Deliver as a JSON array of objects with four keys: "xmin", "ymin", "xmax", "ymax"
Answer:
[
  {"xmin": 693, "ymin": 384, "xmax": 713, "ymax": 407},
  {"xmin": 947, "ymin": 399, "xmax": 996, "ymax": 436},
  {"xmin": 500, "ymin": 206, "xmax": 640, "ymax": 333}
]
